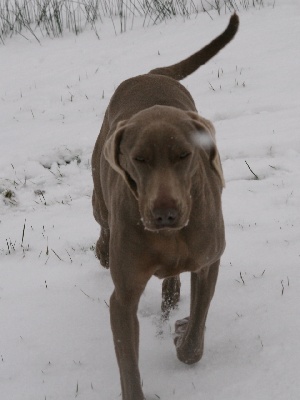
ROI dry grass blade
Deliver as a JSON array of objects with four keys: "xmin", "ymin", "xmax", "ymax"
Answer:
[{"xmin": 0, "ymin": 0, "xmax": 271, "ymax": 43}]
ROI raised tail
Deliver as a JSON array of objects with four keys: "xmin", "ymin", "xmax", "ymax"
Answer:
[{"xmin": 149, "ymin": 13, "xmax": 239, "ymax": 81}]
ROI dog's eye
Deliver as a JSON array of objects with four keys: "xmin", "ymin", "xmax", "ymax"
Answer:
[
  {"xmin": 179, "ymin": 152, "xmax": 191, "ymax": 160},
  {"xmin": 134, "ymin": 156, "xmax": 146, "ymax": 163}
]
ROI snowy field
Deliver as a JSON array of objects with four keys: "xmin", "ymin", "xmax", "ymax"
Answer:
[{"xmin": 1, "ymin": 1, "xmax": 299, "ymax": 399}]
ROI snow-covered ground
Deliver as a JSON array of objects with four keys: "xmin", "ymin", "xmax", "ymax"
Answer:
[{"xmin": 1, "ymin": 1, "xmax": 299, "ymax": 399}]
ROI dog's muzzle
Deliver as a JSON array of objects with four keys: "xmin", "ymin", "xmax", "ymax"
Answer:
[{"xmin": 151, "ymin": 206, "xmax": 179, "ymax": 229}]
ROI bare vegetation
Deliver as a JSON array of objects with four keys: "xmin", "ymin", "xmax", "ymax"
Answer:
[{"xmin": 0, "ymin": 0, "xmax": 274, "ymax": 42}]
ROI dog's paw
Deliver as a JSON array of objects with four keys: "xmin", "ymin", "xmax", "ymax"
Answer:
[
  {"xmin": 173, "ymin": 317, "xmax": 204, "ymax": 365},
  {"xmin": 173, "ymin": 317, "xmax": 190, "ymax": 344},
  {"xmin": 95, "ymin": 235, "xmax": 109, "ymax": 269}
]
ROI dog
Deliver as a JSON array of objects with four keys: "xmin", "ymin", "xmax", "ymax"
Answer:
[{"xmin": 92, "ymin": 14, "xmax": 239, "ymax": 400}]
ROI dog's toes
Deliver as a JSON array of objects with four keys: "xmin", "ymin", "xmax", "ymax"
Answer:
[
  {"xmin": 95, "ymin": 238, "xmax": 109, "ymax": 268},
  {"xmin": 173, "ymin": 317, "xmax": 189, "ymax": 344},
  {"xmin": 175, "ymin": 316, "xmax": 189, "ymax": 331},
  {"xmin": 100, "ymin": 254, "xmax": 109, "ymax": 269},
  {"xmin": 173, "ymin": 317, "xmax": 204, "ymax": 364}
]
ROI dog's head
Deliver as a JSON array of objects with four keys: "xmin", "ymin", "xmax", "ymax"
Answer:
[{"xmin": 104, "ymin": 105, "xmax": 224, "ymax": 231}]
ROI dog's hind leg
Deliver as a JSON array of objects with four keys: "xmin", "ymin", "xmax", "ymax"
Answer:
[
  {"xmin": 174, "ymin": 261, "xmax": 219, "ymax": 364},
  {"xmin": 161, "ymin": 275, "xmax": 181, "ymax": 319}
]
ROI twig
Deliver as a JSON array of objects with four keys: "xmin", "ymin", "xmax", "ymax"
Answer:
[
  {"xmin": 51, "ymin": 249, "xmax": 63, "ymax": 261},
  {"xmin": 21, "ymin": 219, "xmax": 26, "ymax": 247},
  {"xmin": 80, "ymin": 289, "xmax": 93, "ymax": 300},
  {"xmin": 208, "ymin": 81, "xmax": 215, "ymax": 91},
  {"xmin": 240, "ymin": 271, "xmax": 245, "ymax": 285},
  {"xmin": 245, "ymin": 160, "xmax": 259, "ymax": 180},
  {"xmin": 281, "ymin": 280, "xmax": 284, "ymax": 295}
]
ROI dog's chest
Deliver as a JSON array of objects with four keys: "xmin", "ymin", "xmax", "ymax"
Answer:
[
  {"xmin": 147, "ymin": 222, "xmax": 224, "ymax": 279},
  {"xmin": 149, "ymin": 233, "xmax": 194, "ymax": 278}
]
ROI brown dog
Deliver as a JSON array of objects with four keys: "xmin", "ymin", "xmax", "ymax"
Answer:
[{"xmin": 92, "ymin": 14, "xmax": 239, "ymax": 400}]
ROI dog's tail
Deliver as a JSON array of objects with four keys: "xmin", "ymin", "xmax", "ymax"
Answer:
[{"xmin": 149, "ymin": 13, "xmax": 239, "ymax": 81}]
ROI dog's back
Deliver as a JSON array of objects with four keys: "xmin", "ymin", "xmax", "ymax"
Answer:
[{"xmin": 107, "ymin": 74, "xmax": 197, "ymax": 131}]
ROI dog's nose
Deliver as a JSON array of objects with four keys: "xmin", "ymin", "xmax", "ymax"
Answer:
[{"xmin": 152, "ymin": 207, "xmax": 179, "ymax": 228}]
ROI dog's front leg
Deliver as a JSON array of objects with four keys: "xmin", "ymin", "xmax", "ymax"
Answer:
[
  {"xmin": 174, "ymin": 260, "xmax": 220, "ymax": 364},
  {"xmin": 109, "ymin": 246, "xmax": 152, "ymax": 400},
  {"xmin": 110, "ymin": 289, "xmax": 145, "ymax": 400}
]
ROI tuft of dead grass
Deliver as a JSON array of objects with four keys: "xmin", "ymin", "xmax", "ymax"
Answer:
[{"xmin": 0, "ymin": 0, "xmax": 273, "ymax": 43}]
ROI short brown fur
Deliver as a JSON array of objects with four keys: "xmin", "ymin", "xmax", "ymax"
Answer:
[{"xmin": 92, "ymin": 14, "xmax": 239, "ymax": 400}]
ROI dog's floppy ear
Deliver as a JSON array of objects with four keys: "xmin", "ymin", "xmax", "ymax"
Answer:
[
  {"xmin": 103, "ymin": 120, "xmax": 127, "ymax": 176},
  {"xmin": 103, "ymin": 120, "xmax": 138, "ymax": 199},
  {"xmin": 187, "ymin": 111, "xmax": 225, "ymax": 187}
]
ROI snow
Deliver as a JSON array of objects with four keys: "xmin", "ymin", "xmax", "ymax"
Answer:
[{"xmin": 1, "ymin": 1, "xmax": 300, "ymax": 399}]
